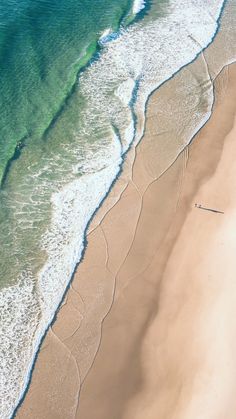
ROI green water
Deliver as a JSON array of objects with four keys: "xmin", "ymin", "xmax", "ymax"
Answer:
[
  {"xmin": 0, "ymin": 0, "xmax": 133, "ymax": 184},
  {"xmin": 0, "ymin": 0, "xmax": 138, "ymax": 290},
  {"xmin": 0, "ymin": 0, "xmax": 178, "ymax": 289}
]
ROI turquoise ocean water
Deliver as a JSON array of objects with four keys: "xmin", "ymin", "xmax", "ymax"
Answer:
[
  {"xmin": 0, "ymin": 0, "xmax": 229, "ymax": 417},
  {"xmin": 0, "ymin": 0, "xmax": 134, "ymax": 182},
  {"xmin": 0, "ymin": 0, "xmax": 136, "ymax": 288}
]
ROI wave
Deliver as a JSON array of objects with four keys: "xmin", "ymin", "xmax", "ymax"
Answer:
[
  {"xmin": 132, "ymin": 0, "xmax": 146, "ymax": 15},
  {"xmin": 0, "ymin": 0, "xmax": 133, "ymax": 185},
  {"xmin": 1, "ymin": 0, "xmax": 234, "ymax": 418}
]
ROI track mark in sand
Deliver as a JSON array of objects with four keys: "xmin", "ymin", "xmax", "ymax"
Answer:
[
  {"xmin": 130, "ymin": 177, "xmax": 142, "ymax": 200},
  {"xmin": 87, "ymin": 181, "xmax": 130, "ymax": 237},
  {"xmin": 100, "ymin": 224, "xmax": 112, "ymax": 274},
  {"xmin": 50, "ymin": 328, "xmax": 81, "ymax": 419},
  {"xmin": 50, "ymin": 327, "xmax": 81, "ymax": 384},
  {"xmin": 112, "ymin": 147, "xmax": 152, "ymax": 279},
  {"xmin": 77, "ymin": 274, "xmax": 116, "ymax": 392},
  {"xmin": 118, "ymin": 188, "xmax": 184, "ymax": 296},
  {"xmin": 76, "ymin": 151, "xmax": 193, "ymax": 414},
  {"xmin": 188, "ymin": 34, "xmax": 214, "ymax": 86},
  {"xmin": 75, "ymin": 158, "xmax": 144, "ymax": 396},
  {"xmin": 175, "ymin": 147, "xmax": 188, "ymax": 213},
  {"xmin": 116, "ymin": 145, "xmax": 191, "ymax": 298},
  {"xmin": 76, "ymin": 182, "xmax": 142, "ymax": 392},
  {"xmin": 116, "ymin": 146, "xmax": 187, "ymax": 287},
  {"xmin": 60, "ymin": 293, "xmax": 84, "ymax": 320},
  {"xmin": 69, "ymin": 283, "xmax": 86, "ymax": 317},
  {"xmin": 114, "ymin": 185, "xmax": 144, "ymax": 279}
]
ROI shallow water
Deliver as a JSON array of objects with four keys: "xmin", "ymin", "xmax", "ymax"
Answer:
[{"xmin": 0, "ymin": 0, "xmax": 231, "ymax": 417}]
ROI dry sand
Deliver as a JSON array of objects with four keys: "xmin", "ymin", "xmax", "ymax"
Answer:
[{"xmin": 16, "ymin": 18, "xmax": 236, "ymax": 419}]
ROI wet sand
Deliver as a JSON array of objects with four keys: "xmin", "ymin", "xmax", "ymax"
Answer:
[{"xmin": 16, "ymin": 7, "xmax": 236, "ymax": 417}]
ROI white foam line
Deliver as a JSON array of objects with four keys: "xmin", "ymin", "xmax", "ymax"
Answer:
[
  {"xmin": 99, "ymin": 28, "xmax": 112, "ymax": 45},
  {"xmin": 132, "ymin": 0, "xmax": 146, "ymax": 15}
]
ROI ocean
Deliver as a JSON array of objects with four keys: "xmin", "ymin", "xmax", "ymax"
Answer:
[{"xmin": 0, "ymin": 0, "xmax": 230, "ymax": 417}]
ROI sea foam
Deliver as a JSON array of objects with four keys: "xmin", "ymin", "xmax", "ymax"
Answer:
[
  {"xmin": 132, "ymin": 0, "xmax": 146, "ymax": 15},
  {"xmin": 0, "ymin": 1, "xmax": 232, "ymax": 418}
]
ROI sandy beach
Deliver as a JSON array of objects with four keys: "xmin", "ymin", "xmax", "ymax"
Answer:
[
  {"xmin": 76, "ymin": 63, "xmax": 236, "ymax": 419},
  {"xmin": 16, "ymin": 16, "xmax": 236, "ymax": 419}
]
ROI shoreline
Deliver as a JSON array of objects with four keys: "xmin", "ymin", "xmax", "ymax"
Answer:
[
  {"xmin": 76, "ymin": 61, "xmax": 236, "ymax": 419},
  {"xmin": 15, "ymin": 51, "xmax": 236, "ymax": 419},
  {"xmin": 19, "ymin": 60, "xmax": 236, "ymax": 419},
  {"xmin": 14, "ymin": 1, "xmax": 236, "ymax": 416},
  {"xmin": 4, "ymin": 2, "xmax": 231, "ymax": 417}
]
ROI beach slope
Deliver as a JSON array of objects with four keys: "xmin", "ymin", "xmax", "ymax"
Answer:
[{"xmin": 16, "ymin": 49, "xmax": 236, "ymax": 419}]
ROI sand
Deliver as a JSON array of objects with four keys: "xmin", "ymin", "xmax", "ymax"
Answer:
[
  {"xmin": 16, "ymin": 15, "xmax": 236, "ymax": 419},
  {"xmin": 75, "ymin": 63, "xmax": 236, "ymax": 419},
  {"xmin": 17, "ymin": 63, "xmax": 236, "ymax": 419}
]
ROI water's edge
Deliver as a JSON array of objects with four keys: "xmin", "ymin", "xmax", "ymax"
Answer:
[{"xmin": 11, "ymin": 1, "xmax": 229, "ymax": 417}]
